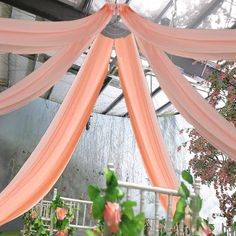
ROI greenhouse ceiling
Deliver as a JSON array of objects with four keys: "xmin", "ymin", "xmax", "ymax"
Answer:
[{"xmin": 0, "ymin": 0, "xmax": 235, "ymax": 117}]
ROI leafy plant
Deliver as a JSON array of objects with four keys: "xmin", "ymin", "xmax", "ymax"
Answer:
[
  {"xmin": 22, "ymin": 210, "xmax": 49, "ymax": 236},
  {"xmin": 178, "ymin": 61, "xmax": 236, "ymax": 225},
  {"xmin": 22, "ymin": 194, "xmax": 76, "ymax": 236},
  {"xmin": 51, "ymin": 194, "xmax": 76, "ymax": 235},
  {"xmin": 173, "ymin": 170, "xmax": 213, "ymax": 236},
  {"xmin": 86, "ymin": 169, "xmax": 145, "ymax": 236}
]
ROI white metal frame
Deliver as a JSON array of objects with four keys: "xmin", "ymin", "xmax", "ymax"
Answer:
[
  {"xmin": 22, "ymin": 163, "xmax": 201, "ymax": 235},
  {"xmin": 222, "ymin": 223, "xmax": 236, "ymax": 236}
]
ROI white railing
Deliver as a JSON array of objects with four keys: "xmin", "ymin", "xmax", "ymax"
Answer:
[
  {"xmin": 22, "ymin": 188, "xmax": 95, "ymax": 235},
  {"xmin": 106, "ymin": 163, "xmax": 196, "ymax": 236},
  {"xmin": 22, "ymin": 163, "xmax": 201, "ymax": 235},
  {"xmin": 222, "ymin": 223, "xmax": 236, "ymax": 236}
]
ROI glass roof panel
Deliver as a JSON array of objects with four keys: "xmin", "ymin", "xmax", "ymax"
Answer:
[
  {"xmin": 107, "ymin": 98, "xmax": 128, "ymax": 116},
  {"xmin": 199, "ymin": 0, "xmax": 236, "ymax": 29},
  {"xmin": 3, "ymin": 0, "xmax": 233, "ymax": 118},
  {"xmin": 93, "ymin": 84, "xmax": 123, "ymax": 113}
]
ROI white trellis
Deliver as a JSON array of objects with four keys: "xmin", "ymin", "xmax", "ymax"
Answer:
[{"xmin": 22, "ymin": 163, "xmax": 201, "ymax": 236}]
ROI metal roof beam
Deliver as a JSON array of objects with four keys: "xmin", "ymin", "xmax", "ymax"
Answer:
[
  {"xmin": 0, "ymin": 0, "xmax": 85, "ymax": 20},
  {"xmin": 155, "ymin": 101, "xmax": 171, "ymax": 114},
  {"xmin": 154, "ymin": 0, "xmax": 173, "ymax": 23},
  {"xmin": 187, "ymin": 0, "xmax": 224, "ymax": 28}
]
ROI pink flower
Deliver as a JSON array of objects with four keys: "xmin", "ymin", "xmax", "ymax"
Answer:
[
  {"xmin": 103, "ymin": 202, "xmax": 121, "ymax": 233},
  {"xmin": 55, "ymin": 229, "xmax": 68, "ymax": 236},
  {"xmin": 30, "ymin": 210, "xmax": 37, "ymax": 219},
  {"xmin": 55, "ymin": 208, "xmax": 67, "ymax": 220},
  {"xmin": 199, "ymin": 222, "xmax": 213, "ymax": 236},
  {"xmin": 206, "ymin": 150, "xmax": 212, "ymax": 155},
  {"xmin": 158, "ymin": 223, "xmax": 164, "ymax": 229}
]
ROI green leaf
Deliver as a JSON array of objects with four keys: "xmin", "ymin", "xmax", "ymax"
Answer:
[
  {"xmin": 209, "ymin": 223, "xmax": 215, "ymax": 231},
  {"xmin": 121, "ymin": 200, "xmax": 137, "ymax": 219},
  {"xmin": 105, "ymin": 187, "xmax": 119, "ymax": 202},
  {"xmin": 218, "ymin": 233, "xmax": 227, "ymax": 236},
  {"xmin": 88, "ymin": 185, "xmax": 100, "ymax": 201},
  {"xmin": 120, "ymin": 217, "xmax": 142, "ymax": 236},
  {"xmin": 92, "ymin": 196, "xmax": 105, "ymax": 219},
  {"xmin": 190, "ymin": 195, "xmax": 202, "ymax": 213},
  {"xmin": 86, "ymin": 230, "xmax": 97, "ymax": 236},
  {"xmin": 116, "ymin": 187, "xmax": 125, "ymax": 200},
  {"xmin": 173, "ymin": 198, "xmax": 186, "ymax": 225},
  {"xmin": 178, "ymin": 182, "xmax": 190, "ymax": 198},
  {"xmin": 176, "ymin": 198, "xmax": 187, "ymax": 213},
  {"xmin": 122, "ymin": 206, "xmax": 134, "ymax": 220},
  {"xmin": 182, "ymin": 170, "xmax": 193, "ymax": 184},
  {"xmin": 232, "ymin": 222, "xmax": 236, "ymax": 230},
  {"xmin": 173, "ymin": 211, "xmax": 185, "ymax": 225},
  {"xmin": 105, "ymin": 169, "xmax": 118, "ymax": 188},
  {"xmin": 121, "ymin": 200, "xmax": 137, "ymax": 208},
  {"xmin": 133, "ymin": 212, "xmax": 145, "ymax": 232}
]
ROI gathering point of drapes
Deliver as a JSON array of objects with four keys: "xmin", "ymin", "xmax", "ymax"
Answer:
[{"xmin": 0, "ymin": 3, "xmax": 114, "ymax": 52}]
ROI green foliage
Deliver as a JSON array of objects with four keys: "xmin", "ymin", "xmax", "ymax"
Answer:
[
  {"xmin": 182, "ymin": 170, "xmax": 193, "ymax": 184},
  {"xmin": 232, "ymin": 221, "xmax": 236, "ymax": 231},
  {"xmin": 92, "ymin": 195, "xmax": 106, "ymax": 219},
  {"xmin": 190, "ymin": 195, "xmax": 202, "ymax": 213},
  {"xmin": 87, "ymin": 168, "xmax": 145, "ymax": 236},
  {"xmin": 22, "ymin": 194, "xmax": 76, "ymax": 236},
  {"xmin": 88, "ymin": 185, "xmax": 100, "ymax": 201},
  {"xmin": 173, "ymin": 198, "xmax": 186, "ymax": 225},
  {"xmin": 173, "ymin": 170, "xmax": 210, "ymax": 235},
  {"xmin": 86, "ymin": 230, "xmax": 98, "ymax": 236},
  {"xmin": 178, "ymin": 182, "xmax": 190, "ymax": 198},
  {"xmin": 179, "ymin": 61, "xmax": 236, "ymax": 225},
  {"xmin": 119, "ymin": 212, "xmax": 145, "ymax": 236}
]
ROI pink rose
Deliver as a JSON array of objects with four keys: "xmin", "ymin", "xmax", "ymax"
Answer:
[
  {"xmin": 55, "ymin": 229, "xmax": 68, "ymax": 236},
  {"xmin": 30, "ymin": 210, "xmax": 37, "ymax": 219},
  {"xmin": 103, "ymin": 202, "xmax": 121, "ymax": 233},
  {"xmin": 55, "ymin": 207, "xmax": 67, "ymax": 220}
]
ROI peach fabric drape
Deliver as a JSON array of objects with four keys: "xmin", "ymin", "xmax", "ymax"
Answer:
[
  {"xmin": 0, "ymin": 4, "xmax": 114, "ymax": 52},
  {"xmin": 115, "ymin": 35, "xmax": 178, "ymax": 208},
  {"xmin": 0, "ymin": 45, "xmax": 59, "ymax": 54},
  {"xmin": 118, "ymin": 4, "xmax": 236, "ymax": 60},
  {"xmin": 137, "ymin": 38, "xmax": 236, "ymax": 161},
  {"xmin": 0, "ymin": 3, "xmax": 114, "ymax": 115},
  {"xmin": 0, "ymin": 34, "xmax": 113, "ymax": 225},
  {"xmin": 0, "ymin": 37, "xmax": 94, "ymax": 115}
]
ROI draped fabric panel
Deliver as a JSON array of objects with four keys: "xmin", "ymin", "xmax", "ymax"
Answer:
[
  {"xmin": 137, "ymin": 38, "xmax": 236, "ymax": 161},
  {"xmin": 0, "ymin": 45, "xmax": 60, "ymax": 54},
  {"xmin": 115, "ymin": 35, "xmax": 178, "ymax": 208},
  {"xmin": 0, "ymin": 37, "xmax": 94, "ymax": 115},
  {"xmin": 0, "ymin": 34, "xmax": 113, "ymax": 225},
  {"xmin": 0, "ymin": 4, "xmax": 114, "ymax": 51},
  {"xmin": 118, "ymin": 4, "xmax": 236, "ymax": 60}
]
